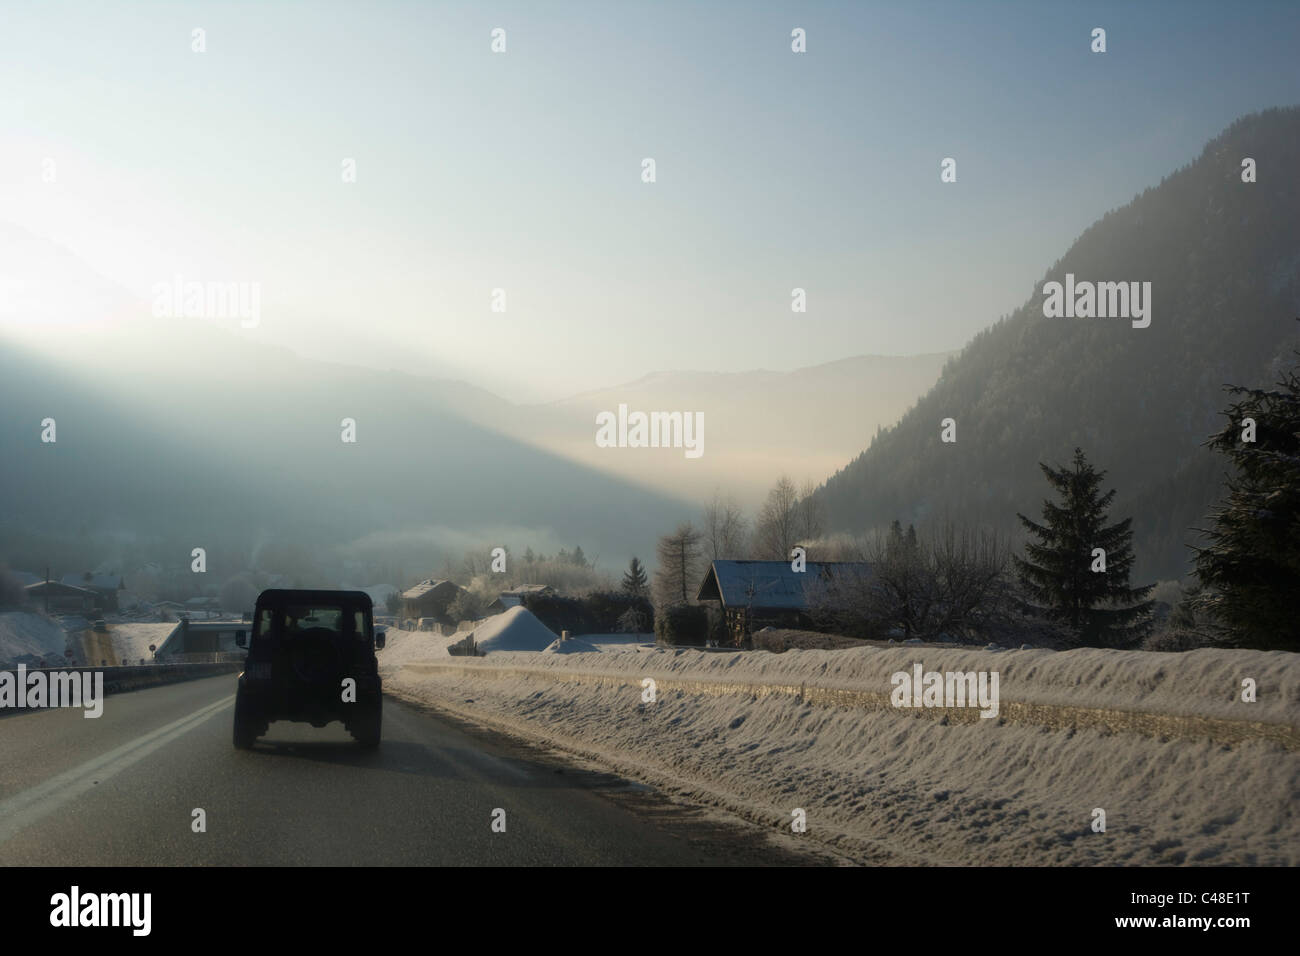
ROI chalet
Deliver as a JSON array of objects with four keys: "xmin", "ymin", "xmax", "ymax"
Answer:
[
  {"xmin": 486, "ymin": 584, "xmax": 555, "ymax": 614},
  {"xmin": 24, "ymin": 581, "xmax": 98, "ymax": 615},
  {"xmin": 61, "ymin": 572, "xmax": 126, "ymax": 612},
  {"xmin": 695, "ymin": 560, "xmax": 871, "ymax": 646},
  {"xmin": 400, "ymin": 579, "xmax": 464, "ymax": 623}
]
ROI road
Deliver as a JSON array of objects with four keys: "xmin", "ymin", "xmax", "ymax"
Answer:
[{"xmin": 0, "ymin": 674, "xmax": 829, "ymax": 865}]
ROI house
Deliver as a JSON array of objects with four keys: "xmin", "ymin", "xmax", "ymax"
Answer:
[
  {"xmin": 486, "ymin": 584, "xmax": 555, "ymax": 614},
  {"xmin": 400, "ymin": 579, "xmax": 465, "ymax": 623},
  {"xmin": 24, "ymin": 581, "xmax": 98, "ymax": 615},
  {"xmin": 695, "ymin": 560, "xmax": 871, "ymax": 646},
  {"xmin": 60, "ymin": 572, "xmax": 126, "ymax": 612}
]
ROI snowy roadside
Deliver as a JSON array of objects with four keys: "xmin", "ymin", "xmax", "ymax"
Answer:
[
  {"xmin": 381, "ymin": 640, "xmax": 1300, "ymax": 866},
  {"xmin": 0, "ymin": 611, "xmax": 69, "ymax": 666},
  {"xmin": 109, "ymin": 622, "xmax": 178, "ymax": 664}
]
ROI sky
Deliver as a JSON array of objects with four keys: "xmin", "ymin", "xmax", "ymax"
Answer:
[{"xmin": 1, "ymin": 0, "xmax": 1297, "ymax": 401}]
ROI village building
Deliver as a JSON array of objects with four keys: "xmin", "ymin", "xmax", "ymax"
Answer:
[
  {"xmin": 400, "ymin": 579, "xmax": 465, "ymax": 624},
  {"xmin": 24, "ymin": 581, "xmax": 99, "ymax": 615},
  {"xmin": 695, "ymin": 560, "xmax": 871, "ymax": 646},
  {"xmin": 485, "ymin": 584, "xmax": 555, "ymax": 614},
  {"xmin": 60, "ymin": 572, "xmax": 126, "ymax": 613}
]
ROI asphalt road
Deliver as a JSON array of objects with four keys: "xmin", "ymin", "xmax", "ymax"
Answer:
[{"xmin": 0, "ymin": 674, "xmax": 828, "ymax": 865}]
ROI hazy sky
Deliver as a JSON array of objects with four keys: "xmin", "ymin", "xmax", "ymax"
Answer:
[{"xmin": 1, "ymin": 0, "xmax": 1297, "ymax": 401}]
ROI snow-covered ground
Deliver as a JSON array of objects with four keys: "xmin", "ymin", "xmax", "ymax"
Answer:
[
  {"xmin": 542, "ymin": 636, "xmax": 601, "ymax": 654},
  {"xmin": 0, "ymin": 611, "xmax": 68, "ymax": 665},
  {"xmin": 579, "ymin": 633, "xmax": 655, "ymax": 653},
  {"xmin": 110, "ymin": 623, "xmax": 179, "ymax": 663},
  {"xmin": 382, "ymin": 615, "xmax": 653, "ymax": 661},
  {"xmin": 381, "ymin": 643, "xmax": 1300, "ymax": 865}
]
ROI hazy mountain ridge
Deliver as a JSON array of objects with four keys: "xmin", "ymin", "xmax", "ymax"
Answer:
[
  {"xmin": 0, "ymin": 318, "xmax": 696, "ymax": 582},
  {"xmin": 816, "ymin": 107, "xmax": 1300, "ymax": 581},
  {"xmin": 0, "ymin": 227, "xmax": 949, "ymax": 583},
  {"xmin": 496, "ymin": 352, "xmax": 955, "ymax": 505}
]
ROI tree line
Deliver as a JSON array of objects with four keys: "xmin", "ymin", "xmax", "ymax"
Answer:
[{"xmin": 635, "ymin": 350, "xmax": 1300, "ymax": 652}]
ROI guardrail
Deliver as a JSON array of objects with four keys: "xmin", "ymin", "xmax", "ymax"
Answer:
[{"xmin": 394, "ymin": 660, "xmax": 1300, "ymax": 752}]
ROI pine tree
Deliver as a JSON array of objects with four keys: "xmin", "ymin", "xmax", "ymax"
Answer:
[
  {"xmin": 1014, "ymin": 448, "xmax": 1154, "ymax": 647},
  {"xmin": 876, "ymin": 520, "xmax": 927, "ymax": 638},
  {"xmin": 1191, "ymin": 354, "xmax": 1300, "ymax": 650},
  {"xmin": 654, "ymin": 522, "xmax": 703, "ymax": 607},
  {"xmin": 621, "ymin": 556, "xmax": 649, "ymax": 598}
]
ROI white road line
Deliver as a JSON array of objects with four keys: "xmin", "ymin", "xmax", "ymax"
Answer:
[{"xmin": 0, "ymin": 694, "xmax": 234, "ymax": 848}]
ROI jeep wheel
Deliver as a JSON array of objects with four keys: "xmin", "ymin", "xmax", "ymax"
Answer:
[{"xmin": 233, "ymin": 691, "xmax": 259, "ymax": 749}]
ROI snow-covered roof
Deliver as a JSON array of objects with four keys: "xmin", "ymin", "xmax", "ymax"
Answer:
[
  {"xmin": 60, "ymin": 572, "xmax": 124, "ymax": 591},
  {"xmin": 401, "ymin": 579, "xmax": 461, "ymax": 600},
  {"xmin": 25, "ymin": 581, "xmax": 97, "ymax": 596},
  {"xmin": 696, "ymin": 560, "xmax": 872, "ymax": 610}
]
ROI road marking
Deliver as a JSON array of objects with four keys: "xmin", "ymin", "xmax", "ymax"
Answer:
[{"xmin": 0, "ymin": 694, "xmax": 234, "ymax": 847}]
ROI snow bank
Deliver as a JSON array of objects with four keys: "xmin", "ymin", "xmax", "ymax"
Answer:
[
  {"xmin": 110, "ymin": 623, "xmax": 178, "ymax": 663},
  {"xmin": 584, "ymin": 633, "xmax": 654, "ymax": 653},
  {"xmin": 378, "ymin": 626, "xmax": 457, "ymax": 666},
  {"xmin": 0, "ymin": 611, "xmax": 68, "ymax": 665},
  {"xmin": 382, "ymin": 643, "xmax": 1300, "ymax": 866},
  {"xmin": 542, "ymin": 636, "xmax": 601, "ymax": 654},
  {"xmin": 399, "ymin": 643, "xmax": 1298, "ymax": 723},
  {"xmin": 464, "ymin": 606, "xmax": 557, "ymax": 654}
]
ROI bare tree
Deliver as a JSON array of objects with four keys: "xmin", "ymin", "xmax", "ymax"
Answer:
[
  {"xmin": 807, "ymin": 520, "xmax": 1013, "ymax": 641},
  {"xmin": 703, "ymin": 490, "xmax": 749, "ymax": 560},
  {"xmin": 796, "ymin": 479, "xmax": 825, "ymax": 547},
  {"xmin": 754, "ymin": 476, "xmax": 800, "ymax": 559},
  {"xmin": 654, "ymin": 521, "xmax": 704, "ymax": 607},
  {"xmin": 754, "ymin": 476, "xmax": 823, "ymax": 560}
]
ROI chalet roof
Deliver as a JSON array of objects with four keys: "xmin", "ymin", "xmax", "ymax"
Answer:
[
  {"xmin": 61, "ymin": 572, "xmax": 124, "ymax": 591},
  {"xmin": 400, "ymin": 579, "xmax": 462, "ymax": 600},
  {"xmin": 25, "ymin": 581, "xmax": 98, "ymax": 596},
  {"xmin": 695, "ymin": 560, "xmax": 872, "ymax": 611}
]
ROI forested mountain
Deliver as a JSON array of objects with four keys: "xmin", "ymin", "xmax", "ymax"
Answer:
[{"xmin": 816, "ymin": 108, "xmax": 1300, "ymax": 582}]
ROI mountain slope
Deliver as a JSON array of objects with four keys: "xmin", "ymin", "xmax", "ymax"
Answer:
[
  {"xmin": 475, "ymin": 353, "xmax": 954, "ymax": 506},
  {"xmin": 816, "ymin": 107, "xmax": 1300, "ymax": 581}
]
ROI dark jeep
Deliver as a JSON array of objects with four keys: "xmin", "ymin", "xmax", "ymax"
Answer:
[{"xmin": 233, "ymin": 589, "xmax": 385, "ymax": 749}]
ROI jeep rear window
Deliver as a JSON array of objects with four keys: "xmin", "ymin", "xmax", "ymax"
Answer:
[{"xmin": 281, "ymin": 606, "xmax": 344, "ymax": 636}]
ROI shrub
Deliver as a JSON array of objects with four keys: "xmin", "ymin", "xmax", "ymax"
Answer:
[
  {"xmin": 521, "ymin": 594, "xmax": 590, "ymax": 634},
  {"xmin": 655, "ymin": 604, "xmax": 709, "ymax": 646},
  {"xmin": 447, "ymin": 589, "xmax": 485, "ymax": 623},
  {"xmin": 615, "ymin": 606, "xmax": 650, "ymax": 633},
  {"xmin": 522, "ymin": 591, "xmax": 654, "ymax": 635},
  {"xmin": 584, "ymin": 591, "xmax": 653, "ymax": 633}
]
